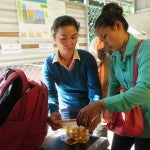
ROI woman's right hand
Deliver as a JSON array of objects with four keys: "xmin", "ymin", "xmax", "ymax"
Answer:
[
  {"xmin": 48, "ymin": 112, "xmax": 62, "ymax": 130},
  {"xmin": 97, "ymin": 48, "xmax": 107, "ymax": 60},
  {"xmin": 76, "ymin": 100, "xmax": 105, "ymax": 130}
]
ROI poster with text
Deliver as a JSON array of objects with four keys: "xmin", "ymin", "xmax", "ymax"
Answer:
[{"xmin": 16, "ymin": 0, "xmax": 50, "ymax": 38}]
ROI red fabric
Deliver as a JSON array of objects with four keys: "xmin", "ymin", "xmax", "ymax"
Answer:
[{"xmin": 106, "ymin": 106, "xmax": 143, "ymax": 137}]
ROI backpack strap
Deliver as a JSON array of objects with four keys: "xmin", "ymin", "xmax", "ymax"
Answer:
[
  {"xmin": 133, "ymin": 40, "xmax": 144, "ymax": 86},
  {"xmin": 0, "ymin": 69, "xmax": 18, "ymax": 97},
  {"xmin": 14, "ymin": 69, "xmax": 30, "ymax": 94},
  {"xmin": 0, "ymin": 68, "xmax": 29, "ymax": 96}
]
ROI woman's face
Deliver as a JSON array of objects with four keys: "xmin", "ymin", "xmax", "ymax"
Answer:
[
  {"xmin": 53, "ymin": 25, "xmax": 78, "ymax": 55},
  {"xmin": 95, "ymin": 21, "xmax": 124, "ymax": 51}
]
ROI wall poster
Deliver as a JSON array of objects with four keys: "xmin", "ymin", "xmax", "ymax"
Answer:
[{"xmin": 16, "ymin": 0, "xmax": 50, "ymax": 38}]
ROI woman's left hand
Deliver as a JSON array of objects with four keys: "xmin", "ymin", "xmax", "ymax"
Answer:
[{"xmin": 101, "ymin": 109, "xmax": 113, "ymax": 124}]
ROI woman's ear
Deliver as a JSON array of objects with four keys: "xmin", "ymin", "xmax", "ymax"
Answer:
[
  {"xmin": 114, "ymin": 21, "xmax": 122, "ymax": 31},
  {"xmin": 53, "ymin": 34, "xmax": 56, "ymax": 41}
]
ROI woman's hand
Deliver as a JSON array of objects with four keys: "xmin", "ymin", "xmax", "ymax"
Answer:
[
  {"xmin": 76, "ymin": 100, "xmax": 105, "ymax": 131},
  {"xmin": 97, "ymin": 48, "xmax": 107, "ymax": 60},
  {"xmin": 48, "ymin": 112, "xmax": 62, "ymax": 130}
]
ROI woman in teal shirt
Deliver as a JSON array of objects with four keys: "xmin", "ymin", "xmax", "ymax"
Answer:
[{"xmin": 76, "ymin": 3, "xmax": 150, "ymax": 150}]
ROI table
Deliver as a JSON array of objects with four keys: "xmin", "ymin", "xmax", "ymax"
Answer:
[{"xmin": 40, "ymin": 133, "xmax": 109, "ymax": 150}]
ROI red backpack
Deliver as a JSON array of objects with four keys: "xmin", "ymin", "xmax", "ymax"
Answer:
[{"xmin": 0, "ymin": 68, "xmax": 48, "ymax": 150}]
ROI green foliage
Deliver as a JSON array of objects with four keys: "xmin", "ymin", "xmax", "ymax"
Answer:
[
  {"xmin": 88, "ymin": 6, "xmax": 102, "ymax": 42},
  {"xmin": 123, "ymin": 5, "xmax": 132, "ymax": 16},
  {"xmin": 66, "ymin": 0, "xmax": 104, "ymax": 6},
  {"xmin": 68, "ymin": 0, "xmax": 84, "ymax": 3},
  {"xmin": 89, "ymin": 0, "xmax": 104, "ymax": 7}
]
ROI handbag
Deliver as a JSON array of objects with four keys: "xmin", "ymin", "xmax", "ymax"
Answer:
[{"xmin": 105, "ymin": 40, "xmax": 144, "ymax": 137}]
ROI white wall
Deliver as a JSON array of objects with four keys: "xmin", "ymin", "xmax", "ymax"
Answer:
[
  {"xmin": 0, "ymin": 0, "xmax": 150, "ymax": 66},
  {"xmin": 0, "ymin": 0, "xmax": 87, "ymax": 66},
  {"xmin": 126, "ymin": 11, "xmax": 150, "ymax": 39},
  {"xmin": 135, "ymin": 0, "xmax": 150, "ymax": 12}
]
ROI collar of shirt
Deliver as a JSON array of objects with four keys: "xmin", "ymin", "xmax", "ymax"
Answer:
[
  {"xmin": 112, "ymin": 34, "xmax": 138, "ymax": 58},
  {"xmin": 112, "ymin": 34, "xmax": 139, "ymax": 71},
  {"xmin": 52, "ymin": 49, "xmax": 80, "ymax": 71}
]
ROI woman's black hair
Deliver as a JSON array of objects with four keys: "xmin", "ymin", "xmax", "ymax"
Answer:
[
  {"xmin": 101, "ymin": 2, "xmax": 123, "ymax": 15},
  {"xmin": 51, "ymin": 15, "xmax": 80, "ymax": 34},
  {"xmin": 95, "ymin": 3, "xmax": 128, "ymax": 31}
]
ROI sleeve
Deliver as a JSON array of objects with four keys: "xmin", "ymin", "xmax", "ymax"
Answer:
[
  {"xmin": 42, "ymin": 58, "xmax": 59, "ymax": 114},
  {"xmin": 86, "ymin": 53, "xmax": 102, "ymax": 102}
]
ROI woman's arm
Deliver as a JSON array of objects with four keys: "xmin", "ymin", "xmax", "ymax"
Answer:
[{"xmin": 86, "ymin": 53, "xmax": 102, "ymax": 102}]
